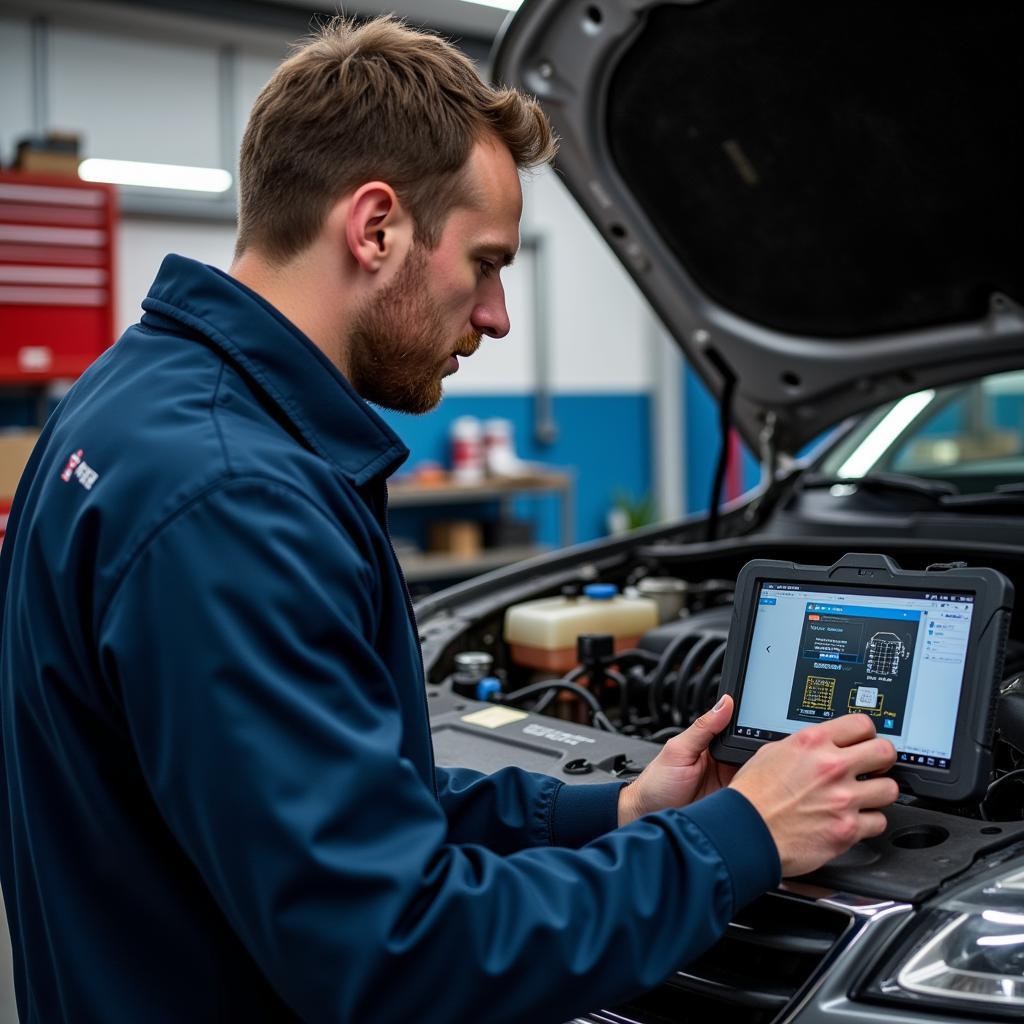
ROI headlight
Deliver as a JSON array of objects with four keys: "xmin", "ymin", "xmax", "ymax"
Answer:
[{"xmin": 864, "ymin": 862, "xmax": 1024, "ymax": 1017}]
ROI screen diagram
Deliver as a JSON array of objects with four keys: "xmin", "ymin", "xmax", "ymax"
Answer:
[
  {"xmin": 866, "ymin": 632, "xmax": 909, "ymax": 675},
  {"xmin": 786, "ymin": 603, "xmax": 920, "ymax": 733}
]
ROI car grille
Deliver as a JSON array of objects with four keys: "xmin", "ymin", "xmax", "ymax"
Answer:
[{"xmin": 577, "ymin": 891, "xmax": 851, "ymax": 1024}]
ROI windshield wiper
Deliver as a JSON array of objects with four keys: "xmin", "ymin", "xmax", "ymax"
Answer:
[
  {"xmin": 939, "ymin": 490, "xmax": 1024, "ymax": 514},
  {"xmin": 799, "ymin": 472, "xmax": 959, "ymax": 503},
  {"xmin": 801, "ymin": 472, "xmax": 1024, "ymax": 514}
]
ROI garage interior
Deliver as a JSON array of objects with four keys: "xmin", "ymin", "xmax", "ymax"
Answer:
[{"xmin": 1, "ymin": 2, "xmax": 1023, "ymax": 1022}]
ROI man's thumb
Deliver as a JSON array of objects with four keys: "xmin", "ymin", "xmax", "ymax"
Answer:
[
  {"xmin": 697, "ymin": 693, "xmax": 733, "ymax": 734},
  {"xmin": 667, "ymin": 694, "xmax": 734, "ymax": 760}
]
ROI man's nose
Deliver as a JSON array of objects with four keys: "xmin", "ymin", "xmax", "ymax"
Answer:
[{"xmin": 472, "ymin": 283, "xmax": 511, "ymax": 339}]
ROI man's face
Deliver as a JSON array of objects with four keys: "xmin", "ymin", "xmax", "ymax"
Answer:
[{"xmin": 346, "ymin": 138, "xmax": 523, "ymax": 414}]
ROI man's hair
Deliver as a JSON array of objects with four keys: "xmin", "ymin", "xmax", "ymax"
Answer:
[{"xmin": 235, "ymin": 15, "xmax": 556, "ymax": 263}]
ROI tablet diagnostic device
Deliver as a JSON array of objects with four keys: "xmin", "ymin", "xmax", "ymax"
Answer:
[{"xmin": 712, "ymin": 553, "xmax": 1014, "ymax": 802}]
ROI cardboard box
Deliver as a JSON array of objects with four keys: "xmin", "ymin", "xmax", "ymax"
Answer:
[
  {"xmin": 12, "ymin": 134, "xmax": 81, "ymax": 176},
  {"xmin": 428, "ymin": 520, "xmax": 482, "ymax": 558},
  {"xmin": 13, "ymin": 151, "xmax": 81, "ymax": 176},
  {"xmin": 0, "ymin": 430, "xmax": 41, "ymax": 501}
]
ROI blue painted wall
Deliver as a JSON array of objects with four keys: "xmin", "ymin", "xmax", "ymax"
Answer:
[
  {"xmin": 1, "ymin": 388, "xmax": 649, "ymax": 549},
  {"xmin": 379, "ymin": 393, "xmax": 652, "ymax": 547},
  {"xmin": 6, "ymin": 373, "xmax": 756, "ymax": 539}
]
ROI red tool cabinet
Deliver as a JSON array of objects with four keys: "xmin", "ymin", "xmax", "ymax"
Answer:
[{"xmin": 0, "ymin": 172, "xmax": 117, "ymax": 381}]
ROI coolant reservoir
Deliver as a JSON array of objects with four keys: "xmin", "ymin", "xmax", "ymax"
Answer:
[{"xmin": 504, "ymin": 583, "xmax": 658, "ymax": 672}]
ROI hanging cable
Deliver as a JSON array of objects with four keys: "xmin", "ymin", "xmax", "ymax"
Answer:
[{"xmin": 706, "ymin": 368, "xmax": 737, "ymax": 542}]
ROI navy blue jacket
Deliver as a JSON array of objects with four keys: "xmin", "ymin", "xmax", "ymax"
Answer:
[{"xmin": 0, "ymin": 255, "xmax": 779, "ymax": 1023}]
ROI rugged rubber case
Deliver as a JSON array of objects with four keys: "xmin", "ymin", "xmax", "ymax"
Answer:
[{"xmin": 711, "ymin": 552, "xmax": 1014, "ymax": 802}]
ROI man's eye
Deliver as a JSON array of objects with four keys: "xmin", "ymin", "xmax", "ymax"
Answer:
[{"xmin": 479, "ymin": 261, "xmax": 495, "ymax": 278}]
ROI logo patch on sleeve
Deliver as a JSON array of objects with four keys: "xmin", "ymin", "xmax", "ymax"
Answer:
[{"xmin": 59, "ymin": 449, "xmax": 100, "ymax": 491}]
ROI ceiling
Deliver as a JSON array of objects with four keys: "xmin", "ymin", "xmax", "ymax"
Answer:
[
  {"xmin": 267, "ymin": 0, "xmax": 510, "ymax": 43},
  {"xmin": 86, "ymin": 0, "xmax": 512, "ymax": 53}
]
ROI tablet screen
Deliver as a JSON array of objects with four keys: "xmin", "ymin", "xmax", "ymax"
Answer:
[{"xmin": 734, "ymin": 581, "xmax": 975, "ymax": 769}]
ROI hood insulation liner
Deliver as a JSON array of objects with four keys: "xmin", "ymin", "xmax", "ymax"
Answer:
[{"xmin": 607, "ymin": 0, "xmax": 1023, "ymax": 338}]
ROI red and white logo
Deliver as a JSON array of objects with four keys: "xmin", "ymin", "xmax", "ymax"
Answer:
[{"xmin": 60, "ymin": 449, "xmax": 99, "ymax": 491}]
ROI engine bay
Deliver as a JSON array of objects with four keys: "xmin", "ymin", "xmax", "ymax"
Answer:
[{"xmin": 419, "ymin": 533, "xmax": 1024, "ymax": 899}]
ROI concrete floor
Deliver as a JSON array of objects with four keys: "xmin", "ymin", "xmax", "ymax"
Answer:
[{"xmin": 0, "ymin": 894, "xmax": 17, "ymax": 1023}]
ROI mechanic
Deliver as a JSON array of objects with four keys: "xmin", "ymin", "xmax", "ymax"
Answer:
[{"xmin": 0, "ymin": 16, "xmax": 899, "ymax": 1024}]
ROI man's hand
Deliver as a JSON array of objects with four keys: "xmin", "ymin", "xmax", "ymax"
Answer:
[
  {"xmin": 729, "ymin": 713, "xmax": 898, "ymax": 877},
  {"xmin": 618, "ymin": 695, "xmax": 736, "ymax": 826}
]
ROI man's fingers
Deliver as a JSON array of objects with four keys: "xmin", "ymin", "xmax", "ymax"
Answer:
[
  {"xmin": 665, "ymin": 694, "xmax": 733, "ymax": 761},
  {"xmin": 852, "ymin": 776, "xmax": 900, "ymax": 811},
  {"xmin": 846, "ymin": 737, "xmax": 898, "ymax": 777},
  {"xmin": 854, "ymin": 809, "xmax": 889, "ymax": 843},
  {"xmin": 816, "ymin": 712, "xmax": 878, "ymax": 746}
]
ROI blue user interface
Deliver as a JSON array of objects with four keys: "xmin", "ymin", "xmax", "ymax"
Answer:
[{"xmin": 735, "ymin": 581, "xmax": 975, "ymax": 768}]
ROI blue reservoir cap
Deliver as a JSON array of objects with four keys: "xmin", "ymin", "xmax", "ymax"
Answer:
[
  {"xmin": 583, "ymin": 583, "xmax": 618, "ymax": 600},
  {"xmin": 476, "ymin": 677, "xmax": 503, "ymax": 702}
]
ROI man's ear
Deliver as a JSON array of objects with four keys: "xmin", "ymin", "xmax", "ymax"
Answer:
[{"xmin": 337, "ymin": 182, "xmax": 413, "ymax": 274}]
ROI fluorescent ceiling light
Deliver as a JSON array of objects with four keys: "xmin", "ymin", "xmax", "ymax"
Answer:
[
  {"xmin": 836, "ymin": 389, "xmax": 935, "ymax": 479},
  {"xmin": 459, "ymin": 0, "xmax": 521, "ymax": 10},
  {"xmin": 79, "ymin": 158, "xmax": 232, "ymax": 193}
]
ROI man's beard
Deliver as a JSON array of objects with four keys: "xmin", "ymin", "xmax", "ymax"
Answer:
[{"xmin": 346, "ymin": 244, "xmax": 480, "ymax": 415}]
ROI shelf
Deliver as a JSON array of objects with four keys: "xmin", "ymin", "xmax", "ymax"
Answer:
[
  {"xmin": 397, "ymin": 544, "xmax": 551, "ymax": 583},
  {"xmin": 387, "ymin": 472, "xmax": 572, "ymax": 508},
  {"xmin": 388, "ymin": 472, "xmax": 574, "ymax": 587}
]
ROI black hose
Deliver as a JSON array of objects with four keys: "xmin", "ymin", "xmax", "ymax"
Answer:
[
  {"xmin": 502, "ymin": 679, "xmax": 618, "ymax": 733},
  {"xmin": 680, "ymin": 641, "xmax": 729, "ymax": 724},
  {"xmin": 649, "ymin": 634, "xmax": 699, "ymax": 688},
  {"xmin": 669, "ymin": 635, "xmax": 721, "ymax": 726},
  {"xmin": 608, "ymin": 648, "xmax": 661, "ymax": 667},
  {"xmin": 533, "ymin": 689, "xmax": 557, "ymax": 715},
  {"xmin": 649, "ymin": 726, "xmax": 683, "ymax": 743},
  {"xmin": 980, "ymin": 767, "xmax": 1024, "ymax": 820},
  {"xmin": 532, "ymin": 666, "xmax": 585, "ymax": 715},
  {"xmin": 646, "ymin": 633, "xmax": 701, "ymax": 722}
]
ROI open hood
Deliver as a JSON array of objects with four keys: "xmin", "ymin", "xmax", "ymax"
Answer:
[{"xmin": 493, "ymin": 0, "xmax": 1024, "ymax": 456}]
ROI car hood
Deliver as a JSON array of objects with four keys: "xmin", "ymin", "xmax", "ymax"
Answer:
[{"xmin": 493, "ymin": 0, "xmax": 1024, "ymax": 455}]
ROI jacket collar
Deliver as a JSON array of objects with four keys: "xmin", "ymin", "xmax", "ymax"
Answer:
[{"xmin": 141, "ymin": 254, "xmax": 409, "ymax": 486}]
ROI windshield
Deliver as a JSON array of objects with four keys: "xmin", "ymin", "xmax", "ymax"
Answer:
[{"xmin": 819, "ymin": 370, "xmax": 1024, "ymax": 494}]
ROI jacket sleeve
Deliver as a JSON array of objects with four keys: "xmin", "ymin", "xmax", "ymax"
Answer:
[
  {"xmin": 435, "ymin": 765, "xmax": 626, "ymax": 853},
  {"xmin": 99, "ymin": 477, "xmax": 780, "ymax": 1024}
]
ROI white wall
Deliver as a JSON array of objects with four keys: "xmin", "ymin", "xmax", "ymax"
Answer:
[
  {"xmin": 51, "ymin": 25, "xmax": 222, "ymax": 167},
  {"xmin": 116, "ymin": 218, "xmax": 237, "ymax": 332},
  {"xmin": 235, "ymin": 51, "xmax": 286, "ymax": 148},
  {"xmin": 0, "ymin": 15, "xmax": 33, "ymax": 167},
  {"xmin": 524, "ymin": 168, "xmax": 655, "ymax": 394}
]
